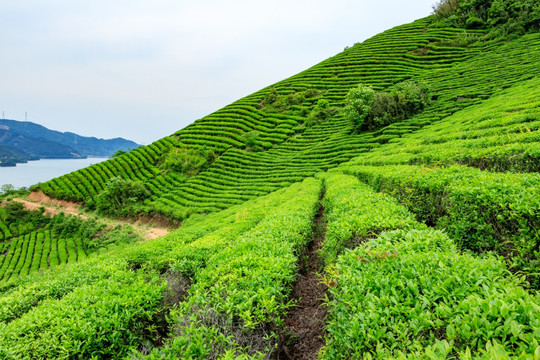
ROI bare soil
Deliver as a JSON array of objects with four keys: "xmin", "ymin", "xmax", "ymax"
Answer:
[
  {"xmin": 278, "ymin": 197, "xmax": 328, "ymax": 360},
  {"xmin": 11, "ymin": 191, "xmax": 171, "ymax": 241}
]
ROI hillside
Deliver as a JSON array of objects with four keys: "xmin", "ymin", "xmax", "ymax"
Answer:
[
  {"xmin": 0, "ymin": 145, "xmax": 29, "ymax": 167},
  {"xmin": 0, "ymin": 127, "xmax": 81, "ymax": 165},
  {"xmin": 1, "ymin": 4, "xmax": 540, "ymax": 359},
  {"xmin": 0, "ymin": 119, "xmax": 140, "ymax": 166}
]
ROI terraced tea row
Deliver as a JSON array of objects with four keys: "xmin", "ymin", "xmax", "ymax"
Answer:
[
  {"xmin": 347, "ymin": 75, "xmax": 540, "ymax": 172},
  {"xmin": 321, "ymin": 173, "xmax": 540, "ymax": 359},
  {"xmin": 336, "ymin": 164, "xmax": 540, "ymax": 289},
  {"xmin": 36, "ymin": 16, "xmax": 503, "ymax": 220},
  {"xmin": 0, "ymin": 178, "xmax": 322, "ymax": 359},
  {"xmin": 5, "ymin": 171, "xmax": 538, "ymax": 358},
  {"xmin": 0, "ymin": 228, "xmax": 87, "ymax": 283},
  {"xmin": 149, "ymin": 30, "xmax": 540, "ymax": 220},
  {"xmin": 38, "ymin": 137, "xmax": 175, "ymax": 203}
]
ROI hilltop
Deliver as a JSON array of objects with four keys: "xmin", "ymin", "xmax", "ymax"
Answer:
[
  {"xmin": 0, "ymin": 119, "xmax": 140, "ymax": 166},
  {"xmin": 0, "ymin": 2, "xmax": 539, "ymax": 358}
]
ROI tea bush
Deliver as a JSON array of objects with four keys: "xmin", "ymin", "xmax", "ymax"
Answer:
[{"xmin": 321, "ymin": 172, "xmax": 540, "ymax": 359}]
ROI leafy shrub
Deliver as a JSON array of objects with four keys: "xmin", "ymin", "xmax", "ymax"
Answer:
[
  {"xmin": 95, "ymin": 177, "xmax": 150, "ymax": 216},
  {"xmin": 433, "ymin": 0, "xmax": 540, "ymax": 34},
  {"xmin": 0, "ymin": 201, "xmax": 48, "ymax": 236},
  {"xmin": 344, "ymin": 81, "xmax": 431, "ymax": 131},
  {"xmin": 242, "ymin": 131, "xmax": 261, "ymax": 152},
  {"xmin": 260, "ymin": 87, "xmax": 327, "ymax": 118},
  {"xmin": 306, "ymin": 99, "xmax": 338, "ymax": 126},
  {"xmin": 161, "ymin": 146, "xmax": 215, "ymax": 177},
  {"xmin": 343, "ymin": 84, "xmax": 375, "ymax": 130},
  {"xmin": 343, "ymin": 164, "xmax": 540, "ymax": 288},
  {"xmin": 322, "ymin": 229, "xmax": 540, "ymax": 359}
]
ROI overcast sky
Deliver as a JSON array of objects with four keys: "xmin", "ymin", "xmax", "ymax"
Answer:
[{"xmin": 0, "ymin": 1, "xmax": 435, "ymax": 145}]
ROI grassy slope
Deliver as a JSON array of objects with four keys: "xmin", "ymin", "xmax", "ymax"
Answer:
[{"xmin": 1, "ymin": 14, "xmax": 539, "ymax": 359}]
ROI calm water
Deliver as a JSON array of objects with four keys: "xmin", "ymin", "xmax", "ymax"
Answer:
[{"xmin": 0, "ymin": 158, "xmax": 107, "ymax": 189}]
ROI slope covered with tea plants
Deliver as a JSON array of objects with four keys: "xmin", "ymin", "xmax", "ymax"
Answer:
[
  {"xmin": 1, "ymin": 2, "xmax": 540, "ymax": 358},
  {"xmin": 37, "ymin": 17, "xmax": 540, "ymax": 223}
]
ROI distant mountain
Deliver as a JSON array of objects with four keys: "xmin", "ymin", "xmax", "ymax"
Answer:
[
  {"xmin": 0, "ymin": 119, "xmax": 140, "ymax": 166},
  {"xmin": 0, "ymin": 128, "xmax": 81, "ymax": 160},
  {"xmin": 0, "ymin": 119, "xmax": 140, "ymax": 157},
  {"xmin": 0, "ymin": 144, "xmax": 31, "ymax": 167}
]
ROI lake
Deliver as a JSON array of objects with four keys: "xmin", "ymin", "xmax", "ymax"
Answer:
[{"xmin": 0, "ymin": 158, "xmax": 108, "ymax": 189}]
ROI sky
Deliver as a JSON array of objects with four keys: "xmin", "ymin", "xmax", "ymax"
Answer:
[{"xmin": 0, "ymin": 1, "xmax": 436, "ymax": 145}]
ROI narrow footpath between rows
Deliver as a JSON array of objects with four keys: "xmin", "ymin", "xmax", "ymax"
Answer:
[
  {"xmin": 279, "ymin": 191, "xmax": 328, "ymax": 360},
  {"xmin": 11, "ymin": 190, "xmax": 170, "ymax": 241}
]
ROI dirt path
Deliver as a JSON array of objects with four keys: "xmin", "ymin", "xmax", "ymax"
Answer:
[
  {"xmin": 279, "ymin": 193, "xmax": 328, "ymax": 360},
  {"xmin": 12, "ymin": 190, "xmax": 171, "ymax": 241}
]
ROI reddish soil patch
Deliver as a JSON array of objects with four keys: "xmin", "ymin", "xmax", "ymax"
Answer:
[
  {"xmin": 27, "ymin": 190, "xmax": 82, "ymax": 214},
  {"xmin": 13, "ymin": 197, "xmax": 86, "ymax": 219},
  {"xmin": 278, "ymin": 197, "xmax": 328, "ymax": 360},
  {"xmin": 142, "ymin": 227, "xmax": 170, "ymax": 240},
  {"xmin": 12, "ymin": 191, "xmax": 171, "ymax": 241}
]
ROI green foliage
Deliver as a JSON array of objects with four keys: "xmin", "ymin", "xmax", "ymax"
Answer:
[
  {"xmin": 341, "ymin": 164, "xmax": 540, "ymax": 288},
  {"xmin": 321, "ymin": 173, "xmax": 421, "ymax": 265},
  {"xmin": 0, "ymin": 201, "xmax": 48, "ymax": 237},
  {"xmin": 161, "ymin": 145, "xmax": 215, "ymax": 176},
  {"xmin": 433, "ymin": 0, "xmax": 540, "ymax": 34},
  {"xmin": 306, "ymin": 99, "xmax": 338, "ymax": 126},
  {"xmin": 242, "ymin": 131, "xmax": 261, "ymax": 152},
  {"xmin": 390, "ymin": 80, "xmax": 431, "ymax": 119},
  {"xmin": 95, "ymin": 177, "xmax": 150, "ymax": 216},
  {"xmin": 0, "ymin": 184, "xmax": 15, "ymax": 197},
  {"xmin": 321, "ymin": 172, "xmax": 540, "ymax": 359},
  {"xmin": 344, "ymin": 81, "xmax": 431, "ymax": 131},
  {"xmin": 322, "ymin": 229, "xmax": 540, "ymax": 359},
  {"xmin": 343, "ymin": 84, "xmax": 375, "ymax": 130}
]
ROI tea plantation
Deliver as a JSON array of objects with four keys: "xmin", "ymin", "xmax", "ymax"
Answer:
[{"xmin": 1, "ymin": 5, "xmax": 540, "ymax": 359}]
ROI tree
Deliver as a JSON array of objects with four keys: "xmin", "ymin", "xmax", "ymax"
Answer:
[
  {"xmin": 0, "ymin": 184, "xmax": 16, "ymax": 196},
  {"xmin": 344, "ymin": 81, "xmax": 431, "ymax": 131},
  {"xmin": 390, "ymin": 80, "xmax": 431, "ymax": 119},
  {"xmin": 433, "ymin": 0, "xmax": 540, "ymax": 34},
  {"xmin": 95, "ymin": 177, "xmax": 149, "ymax": 216},
  {"xmin": 343, "ymin": 85, "xmax": 375, "ymax": 130}
]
